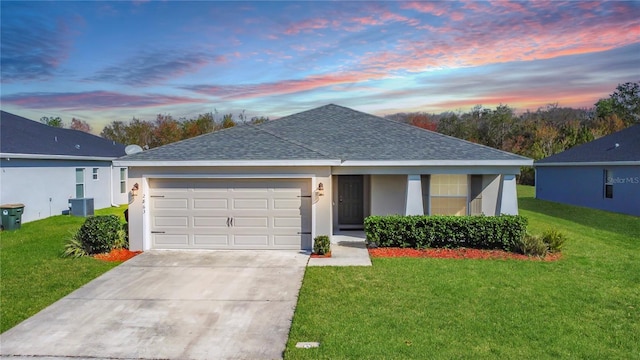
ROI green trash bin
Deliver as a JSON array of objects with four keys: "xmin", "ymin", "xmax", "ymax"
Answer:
[{"xmin": 0, "ymin": 204, "xmax": 25, "ymax": 231}]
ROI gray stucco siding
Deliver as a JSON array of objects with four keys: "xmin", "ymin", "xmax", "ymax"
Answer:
[{"xmin": 536, "ymin": 165, "xmax": 640, "ymax": 216}]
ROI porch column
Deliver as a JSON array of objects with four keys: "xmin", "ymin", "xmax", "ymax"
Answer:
[
  {"xmin": 498, "ymin": 174, "xmax": 519, "ymax": 215},
  {"xmin": 405, "ymin": 175, "xmax": 424, "ymax": 215}
]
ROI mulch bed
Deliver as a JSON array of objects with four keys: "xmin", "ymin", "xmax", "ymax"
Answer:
[
  {"xmin": 93, "ymin": 248, "xmax": 142, "ymax": 262},
  {"xmin": 368, "ymin": 247, "xmax": 561, "ymax": 261}
]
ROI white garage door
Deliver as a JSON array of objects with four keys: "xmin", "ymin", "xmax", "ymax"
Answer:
[{"xmin": 149, "ymin": 179, "xmax": 312, "ymax": 250}]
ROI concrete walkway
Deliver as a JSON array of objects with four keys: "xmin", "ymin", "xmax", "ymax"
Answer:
[
  {"xmin": 0, "ymin": 250, "xmax": 308, "ymax": 360},
  {"xmin": 308, "ymin": 231, "xmax": 372, "ymax": 267}
]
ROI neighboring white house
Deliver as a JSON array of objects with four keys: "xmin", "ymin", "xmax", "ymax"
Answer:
[
  {"xmin": 115, "ymin": 104, "xmax": 533, "ymax": 251},
  {"xmin": 0, "ymin": 111, "xmax": 128, "ymax": 224}
]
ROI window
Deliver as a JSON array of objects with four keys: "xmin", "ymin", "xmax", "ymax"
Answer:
[
  {"xmin": 120, "ymin": 168, "xmax": 127, "ymax": 194},
  {"xmin": 430, "ymin": 174, "xmax": 468, "ymax": 215},
  {"xmin": 604, "ymin": 169, "xmax": 613, "ymax": 199},
  {"xmin": 75, "ymin": 168, "xmax": 85, "ymax": 198},
  {"xmin": 92, "ymin": 168, "xmax": 99, "ymax": 180}
]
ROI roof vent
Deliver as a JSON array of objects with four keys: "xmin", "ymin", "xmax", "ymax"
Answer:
[
  {"xmin": 615, "ymin": 143, "xmax": 620, "ymax": 148},
  {"xmin": 54, "ymin": 136, "xmax": 58, "ymax": 142},
  {"xmin": 75, "ymin": 144, "xmax": 81, "ymax": 149}
]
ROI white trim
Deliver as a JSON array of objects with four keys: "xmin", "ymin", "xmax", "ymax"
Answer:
[
  {"xmin": 340, "ymin": 160, "xmax": 532, "ymax": 167},
  {"xmin": 1, "ymin": 153, "xmax": 117, "ymax": 161},
  {"xmin": 535, "ymin": 161, "xmax": 640, "ymax": 167},
  {"xmin": 142, "ymin": 173, "xmax": 316, "ymax": 179},
  {"xmin": 113, "ymin": 159, "xmax": 341, "ymax": 167}
]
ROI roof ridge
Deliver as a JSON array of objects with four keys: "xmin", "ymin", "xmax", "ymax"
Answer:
[{"xmin": 249, "ymin": 123, "xmax": 337, "ymax": 159}]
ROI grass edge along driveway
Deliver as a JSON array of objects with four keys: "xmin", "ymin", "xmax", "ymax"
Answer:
[
  {"xmin": 1, "ymin": 206, "xmax": 127, "ymax": 333},
  {"xmin": 285, "ymin": 185, "xmax": 639, "ymax": 359}
]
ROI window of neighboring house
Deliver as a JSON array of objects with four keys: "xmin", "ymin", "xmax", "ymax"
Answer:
[
  {"xmin": 430, "ymin": 174, "xmax": 468, "ymax": 215},
  {"xmin": 92, "ymin": 168, "xmax": 99, "ymax": 180},
  {"xmin": 604, "ymin": 169, "xmax": 613, "ymax": 199},
  {"xmin": 120, "ymin": 168, "xmax": 127, "ymax": 194},
  {"xmin": 75, "ymin": 168, "xmax": 85, "ymax": 198}
]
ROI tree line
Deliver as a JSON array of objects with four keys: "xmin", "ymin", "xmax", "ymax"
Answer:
[
  {"xmin": 385, "ymin": 81, "xmax": 639, "ymax": 184},
  {"xmin": 39, "ymin": 81, "xmax": 637, "ymax": 185},
  {"xmin": 99, "ymin": 112, "xmax": 268, "ymax": 149}
]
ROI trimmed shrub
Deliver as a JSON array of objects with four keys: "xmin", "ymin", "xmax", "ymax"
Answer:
[
  {"xmin": 313, "ymin": 235, "xmax": 331, "ymax": 255},
  {"xmin": 77, "ymin": 215, "xmax": 123, "ymax": 255},
  {"xmin": 514, "ymin": 233, "xmax": 548, "ymax": 257},
  {"xmin": 542, "ymin": 229, "xmax": 567, "ymax": 253},
  {"xmin": 364, "ymin": 215, "xmax": 528, "ymax": 251}
]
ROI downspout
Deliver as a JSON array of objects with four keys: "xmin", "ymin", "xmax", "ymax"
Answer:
[{"xmin": 110, "ymin": 163, "xmax": 118, "ymax": 207}]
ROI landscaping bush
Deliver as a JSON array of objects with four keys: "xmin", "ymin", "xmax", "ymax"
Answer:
[
  {"xmin": 313, "ymin": 235, "xmax": 331, "ymax": 255},
  {"xmin": 76, "ymin": 215, "xmax": 124, "ymax": 255},
  {"xmin": 542, "ymin": 229, "xmax": 567, "ymax": 253},
  {"xmin": 62, "ymin": 231, "xmax": 88, "ymax": 258},
  {"xmin": 364, "ymin": 215, "xmax": 528, "ymax": 251},
  {"xmin": 514, "ymin": 233, "xmax": 549, "ymax": 256}
]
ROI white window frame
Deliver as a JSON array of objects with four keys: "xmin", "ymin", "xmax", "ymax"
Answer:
[
  {"xmin": 75, "ymin": 168, "xmax": 85, "ymax": 198},
  {"xmin": 120, "ymin": 168, "xmax": 127, "ymax": 194},
  {"xmin": 92, "ymin": 168, "xmax": 99, "ymax": 180},
  {"xmin": 429, "ymin": 174, "xmax": 469, "ymax": 216}
]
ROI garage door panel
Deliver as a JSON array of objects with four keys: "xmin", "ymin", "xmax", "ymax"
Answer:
[
  {"xmin": 153, "ymin": 198, "xmax": 188, "ymax": 209},
  {"xmin": 154, "ymin": 216, "xmax": 189, "ymax": 228},
  {"xmin": 233, "ymin": 217, "xmax": 269, "ymax": 228},
  {"xmin": 193, "ymin": 198, "xmax": 228, "ymax": 209},
  {"xmin": 153, "ymin": 234, "xmax": 189, "ymax": 246},
  {"xmin": 233, "ymin": 198, "xmax": 268, "ymax": 210},
  {"xmin": 273, "ymin": 198, "xmax": 302, "ymax": 210},
  {"xmin": 194, "ymin": 234, "xmax": 229, "ymax": 246},
  {"xmin": 193, "ymin": 216, "xmax": 228, "ymax": 228},
  {"xmin": 234, "ymin": 235, "xmax": 269, "ymax": 246}
]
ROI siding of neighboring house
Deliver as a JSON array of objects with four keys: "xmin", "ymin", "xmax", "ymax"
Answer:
[
  {"xmin": 0, "ymin": 158, "xmax": 128, "ymax": 223},
  {"xmin": 536, "ymin": 165, "xmax": 640, "ymax": 216}
]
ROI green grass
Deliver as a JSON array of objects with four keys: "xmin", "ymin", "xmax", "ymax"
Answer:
[
  {"xmin": 0, "ymin": 206, "xmax": 127, "ymax": 333},
  {"xmin": 285, "ymin": 186, "xmax": 640, "ymax": 359}
]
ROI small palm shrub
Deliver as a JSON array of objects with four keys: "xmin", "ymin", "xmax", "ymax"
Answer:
[
  {"xmin": 313, "ymin": 235, "xmax": 331, "ymax": 255},
  {"xmin": 63, "ymin": 231, "xmax": 88, "ymax": 258},
  {"xmin": 514, "ymin": 233, "xmax": 548, "ymax": 257},
  {"xmin": 542, "ymin": 229, "xmax": 567, "ymax": 253}
]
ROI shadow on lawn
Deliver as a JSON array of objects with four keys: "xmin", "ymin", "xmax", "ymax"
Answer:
[{"xmin": 518, "ymin": 194, "xmax": 640, "ymax": 240}]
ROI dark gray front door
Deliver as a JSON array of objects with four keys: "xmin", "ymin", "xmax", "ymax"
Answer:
[{"xmin": 338, "ymin": 175, "xmax": 364, "ymax": 227}]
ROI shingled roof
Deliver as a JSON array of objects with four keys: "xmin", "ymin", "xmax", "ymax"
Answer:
[
  {"xmin": 536, "ymin": 124, "xmax": 640, "ymax": 165},
  {"xmin": 0, "ymin": 111, "xmax": 126, "ymax": 159},
  {"xmin": 118, "ymin": 104, "xmax": 531, "ymax": 165}
]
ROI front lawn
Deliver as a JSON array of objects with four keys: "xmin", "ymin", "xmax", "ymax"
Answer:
[
  {"xmin": 285, "ymin": 186, "xmax": 640, "ymax": 359},
  {"xmin": 0, "ymin": 206, "xmax": 127, "ymax": 333}
]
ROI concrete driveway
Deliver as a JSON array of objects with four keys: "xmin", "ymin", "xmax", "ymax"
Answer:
[{"xmin": 0, "ymin": 250, "xmax": 309, "ymax": 360}]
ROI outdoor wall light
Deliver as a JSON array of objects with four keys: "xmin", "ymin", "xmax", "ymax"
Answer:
[
  {"xmin": 131, "ymin": 183, "xmax": 139, "ymax": 196},
  {"xmin": 317, "ymin": 182, "xmax": 325, "ymax": 196}
]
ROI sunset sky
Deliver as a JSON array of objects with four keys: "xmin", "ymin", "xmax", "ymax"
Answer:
[{"xmin": 1, "ymin": 1, "xmax": 639, "ymax": 133}]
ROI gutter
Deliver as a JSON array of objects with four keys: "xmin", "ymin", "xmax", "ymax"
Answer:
[{"xmin": 1, "ymin": 153, "xmax": 118, "ymax": 161}]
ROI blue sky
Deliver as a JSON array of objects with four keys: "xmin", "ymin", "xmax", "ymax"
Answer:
[{"xmin": 1, "ymin": 1, "xmax": 639, "ymax": 133}]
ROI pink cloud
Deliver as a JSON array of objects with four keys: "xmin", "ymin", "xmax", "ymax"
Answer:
[
  {"xmin": 284, "ymin": 18, "xmax": 329, "ymax": 35},
  {"xmin": 401, "ymin": 1, "xmax": 448, "ymax": 16},
  {"xmin": 2, "ymin": 91, "xmax": 205, "ymax": 110},
  {"xmin": 186, "ymin": 72, "xmax": 388, "ymax": 100}
]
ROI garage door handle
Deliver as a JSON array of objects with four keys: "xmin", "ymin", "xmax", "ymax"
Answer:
[
  {"xmin": 151, "ymin": 231, "xmax": 165, "ymax": 234},
  {"xmin": 226, "ymin": 217, "xmax": 230, "ymax": 227},
  {"xmin": 230, "ymin": 217, "xmax": 234, "ymax": 227},
  {"xmin": 150, "ymin": 195, "xmax": 164, "ymax": 198}
]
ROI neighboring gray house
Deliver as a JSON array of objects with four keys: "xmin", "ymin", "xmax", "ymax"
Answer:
[
  {"xmin": 115, "ymin": 104, "xmax": 532, "ymax": 251},
  {"xmin": 0, "ymin": 111, "xmax": 128, "ymax": 223},
  {"xmin": 535, "ymin": 124, "xmax": 640, "ymax": 216}
]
